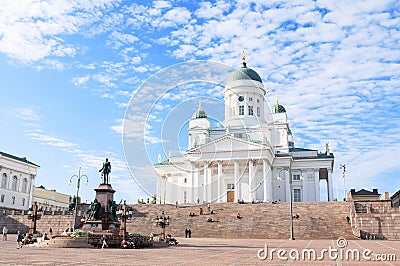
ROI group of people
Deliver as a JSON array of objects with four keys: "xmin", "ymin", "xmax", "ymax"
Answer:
[
  {"xmin": 3, "ymin": 227, "xmax": 31, "ymax": 249},
  {"xmin": 184, "ymin": 228, "xmax": 192, "ymax": 238}
]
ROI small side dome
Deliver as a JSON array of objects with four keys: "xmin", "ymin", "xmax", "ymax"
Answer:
[
  {"xmin": 192, "ymin": 101, "xmax": 208, "ymax": 119},
  {"xmin": 192, "ymin": 110, "xmax": 207, "ymax": 119},
  {"xmin": 272, "ymin": 96, "xmax": 286, "ymax": 113}
]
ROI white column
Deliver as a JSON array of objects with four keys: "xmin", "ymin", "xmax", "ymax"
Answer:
[
  {"xmin": 327, "ymin": 168, "xmax": 334, "ymax": 201},
  {"xmin": 217, "ymin": 160, "xmax": 222, "ymax": 203},
  {"xmin": 285, "ymin": 170, "xmax": 291, "ymax": 202},
  {"xmin": 203, "ymin": 161, "xmax": 208, "ymax": 203},
  {"xmin": 302, "ymin": 169, "xmax": 307, "ymax": 202},
  {"xmin": 191, "ymin": 162, "xmax": 195, "ymax": 203},
  {"xmin": 234, "ymin": 160, "xmax": 239, "ymax": 202},
  {"xmin": 263, "ymin": 160, "xmax": 267, "ymax": 202},
  {"xmin": 263, "ymin": 159, "xmax": 272, "ymax": 202},
  {"xmin": 314, "ymin": 168, "xmax": 320, "ymax": 202},
  {"xmin": 248, "ymin": 160, "xmax": 254, "ymax": 202}
]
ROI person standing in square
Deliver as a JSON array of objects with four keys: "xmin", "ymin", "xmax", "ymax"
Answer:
[{"xmin": 2, "ymin": 226, "xmax": 7, "ymax": 241}]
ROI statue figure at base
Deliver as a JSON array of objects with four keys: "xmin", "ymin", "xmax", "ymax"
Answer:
[
  {"xmin": 99, "ymin": 158, "xmax": 111, "ymax": 184},
  {"xmin": 87, "ymin": 199, "xmax": 101, "ymax": 220}
]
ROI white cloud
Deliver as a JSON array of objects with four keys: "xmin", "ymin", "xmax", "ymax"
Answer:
[
  {"xmin": 72, "ymin": 75, "xmax": 90, "ymax": 86},
  {"xmin": 13, "ymin": 108, "xmax": 40, "ymax": 121},
  {"xmin": 0, "ymin": 0, "xmax": 118, "ymax": 64}
]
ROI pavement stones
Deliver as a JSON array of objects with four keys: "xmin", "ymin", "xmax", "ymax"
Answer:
[{"xmin": 1, "ymin": 235, "xmax": 400, "ymax": 265}]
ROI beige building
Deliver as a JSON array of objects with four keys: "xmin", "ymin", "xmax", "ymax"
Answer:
[
  {"xmin": 349, "ymin": 189, "xmax": 381, "ymax": 201},
  {"xmin": 33, "ymin": 185, "xmax": 70, "ymax": 212}
]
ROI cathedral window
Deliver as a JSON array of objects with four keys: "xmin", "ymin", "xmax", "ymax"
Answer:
[
  {"xmin": 257, "ymin": 98, "xmax": 260, "ymax": 103},
  {"xmin": 293, "ymin": 174, "xmax": 301, "ymax": 181},
  {"xmin": 227, "ymin": 183, "xmax": 235, "ymax": 190},
  {"xmin": 22, "ymin": 198, "xmax": 25, "ymax": 206},
  {"xmin": 0, "ymin": 194, "xmax": 4, "ymax": 203},
  {"xmin": 184, "ymin": 178, "xmax": 187, "ymax": 183},
  {"xmin": 12, "ymin": 196, "xmax": 15, "ymax": 205},
  {"xmin": 249, "ymin": 97, "xmax": 253, "ymax": 101},
  {"xmin": 293, "ymin": 189, "xmax": 301, "ymax": 202},
  {"xmin": 248, "ymin": 105, "xmax": 254, "ymax": 116},
  {"xmin": 256, "ymin": 107, "xmax": 260, "ymax": 117},
  {"xmin": 239, "ymin": 105, "xmax": 244, "ymax": 115}
]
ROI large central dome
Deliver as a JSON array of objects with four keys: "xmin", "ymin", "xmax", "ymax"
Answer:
[{"xmin": 227, "ymin": 62, "xmax": 263, "ymax": 83}]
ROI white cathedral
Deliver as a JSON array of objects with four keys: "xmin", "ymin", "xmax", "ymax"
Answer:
[{"xmin": 155, "ymin": 56, "xmax": 334, "ymax": 204}]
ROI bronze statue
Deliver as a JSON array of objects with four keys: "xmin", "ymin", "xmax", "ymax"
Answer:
[
  {"xmin": 87, "ymin": 199, "xmax": 101, "ymax": 220},
  {"xmin": 99, "ymin": 158, "xmax": 111, "ymax": 184}
]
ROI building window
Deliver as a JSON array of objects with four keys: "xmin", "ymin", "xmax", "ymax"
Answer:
[
  {"xmin": 239, "ymin": 105, "xmax": 244, "ymax": 115},
  {"xmin": 183, "ymin": 191, "xmax": 187, "ymax": 204},
  {"xmin": 22, "ymin": 178, "xmax": 28, "ymax": 193},
  {"xmin": 293, "ymin": 174, "xmax": 301, "ymax": 181},
  {"xmin": 1, "ymin": 174, "xmax": 7, "ymax": 189},
  {"xmin": 227, "ymin": 183, "xmax": 235, "ymax": 190},
  {"xmin": 248, "ymin": 105, "xmax": 254, "ymax": 115},
  {"xmin": 0, "ymin": 194, "xmax": 4, "ymax": 203},
  {"xmin": 12, "ymin": 176, "xmax": 18, "ymax": 191},
  {"xmin": 249, "ymin": 97, "xmax": 253, "ymax": 101},
  {"xmin": 12, "ymin": 196, "xmax": 15, "ymax": 205},
  {"xmin": 22, "ymin": 198, "xmax": 25, "ymax": 206},
  {"xmin": 257, "ymin": 98, "xmax": 260, "ymax": 103},
  {"xmin": 184, "ymin": 178, "xmax": 187, "ymax": 184},
  {"xmin": 256, "ymin": 107, "xmax": 260, "ymax": 117},
  {"xmin": 293, "ymin": 189, "xmax": 301, "ymax": 202}
]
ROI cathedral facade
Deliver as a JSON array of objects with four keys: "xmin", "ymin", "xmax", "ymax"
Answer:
[{"xmin": 155, "ymin": 58, "xmax": 334, "ymax": 204}]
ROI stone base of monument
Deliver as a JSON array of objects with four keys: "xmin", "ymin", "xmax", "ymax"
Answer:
[
  {"xmin": 81, "ymin": 220, "xmax": 120, "ymax": 232},
  {"xmin": 29, "ymin": 237, "xmax": 94, "ymax": 248},
  {"xmin": 94, "ymin": 184, "xmax": 115, "ymax": 207}
]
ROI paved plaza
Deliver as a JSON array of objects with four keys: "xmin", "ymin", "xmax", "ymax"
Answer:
[{"xmin": 1, "ymin": 235, "xmax": 400, "ymax": 265}]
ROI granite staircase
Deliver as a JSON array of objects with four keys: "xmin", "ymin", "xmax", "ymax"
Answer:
[{"xmin": 125, "ymin": 202, "xmax": 356, "ymax": 240}]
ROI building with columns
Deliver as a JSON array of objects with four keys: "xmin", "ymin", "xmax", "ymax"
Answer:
[
  {"xmin": 0, "ymin": 151, "xmax": 39, "ymax": 210},
  {"xmin": 155, "ymin": 56, "xmax": 334, "ymax": 204}
]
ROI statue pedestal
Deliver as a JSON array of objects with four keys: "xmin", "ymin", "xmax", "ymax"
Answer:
[{"xmin": 94, "ymin": 184, "xmax": 115, "ymax": 207}]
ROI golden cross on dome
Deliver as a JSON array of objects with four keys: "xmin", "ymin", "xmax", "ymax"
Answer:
[{"xmin": 242, "ymin": 50, "xmax": 246, "ymax": 63}]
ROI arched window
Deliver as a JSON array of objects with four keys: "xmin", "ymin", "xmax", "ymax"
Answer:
[
  {"xmin": 1, "ymin": 173, "xmax": 8, "ymax": 188},
  {"xmin": 22, "ymin": 198, "xmax": 25, "ymax": 206},
  {"xmin": 11, "ymin": 176, "xmax": 18, "ymax": 191},
  {"xmin": 22, "ymin": 178, "xmax": 28, "ymax": 193}
]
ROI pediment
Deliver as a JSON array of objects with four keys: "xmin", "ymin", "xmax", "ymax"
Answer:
[{"xmin": 188, "ymin": 135, "xmax": 267, "ymax": 154}]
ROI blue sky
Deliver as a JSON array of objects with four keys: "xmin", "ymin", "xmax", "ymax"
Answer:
[{"xmin": 0, "ymin": 0, "xmax": 399, "ymax": 203}]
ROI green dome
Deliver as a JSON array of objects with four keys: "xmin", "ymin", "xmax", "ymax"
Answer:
[
  {"xmin": 192, "ymin": 109, "xmax": 207, "ymax": 119},
  {"xmin": 272, "ymin": 104, "xmax": 286, "ymax": 113},
  {"xmin": 227, "ymin": 62, "xmax": 263, "ymax": 83},
  {"xmin": 272, "ymin": 96, "xmax": 286, "ymax": 113}
]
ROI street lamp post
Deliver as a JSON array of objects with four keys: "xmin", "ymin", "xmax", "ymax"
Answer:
[
  {"xmin": 155, "ymin": 211, "xmax": 170, "ymax": 240},
  {"xmin": 277, "ymin": 167, "xmax": 303, "ymax": 240},
  {"xmin": 68, "ymin": 167, "xmax": 89, "ymax": 231},
  {"xmin": 28, "ymin": 202, "xmax": 41, "ymax": 234},
  {"xmin": 118, "ymin": 200, "xmax": 129, "ymax": 238},
  {"xmin": 340, "ymin": 164, "xmax": 346, "ymax": 201}
]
